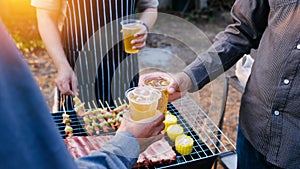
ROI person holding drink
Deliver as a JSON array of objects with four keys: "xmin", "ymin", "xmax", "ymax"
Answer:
[
  {"xmin": 126, "ymin": 86, "xmax": 162, "ymax": 121},
  {"xmin": 32, "ymin": 0, "xmax": 159, "ymax": 111},
  {"xmin": 139, "ymin": 72, "xmax": 173, "ymax": 114},
  {"xmin": 147, "ymin": 0, "xmax": 300, "ymax": 168},
  {"xmin": 0, "ymin": 20, "xmax": 165, "ymax": 169},
  {"xmin": 121, "ymin": 19, "xmax": 147, "ymax": 54}
]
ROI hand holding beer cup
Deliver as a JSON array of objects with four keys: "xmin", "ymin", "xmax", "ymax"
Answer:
[
  {"xmin": 167, "ymin": 72, "xmax": 193, "ymax": 101},
  {"xmin": 121, "ymin": 19, "xmax": 148, "ymax": 54},
  {"xmin": 125, "ymin": 86, "xmax": 161, "ymax": 121},
  {"xmin": 139, "ymin": 72, "xmax": 173, "ymax": 114}
]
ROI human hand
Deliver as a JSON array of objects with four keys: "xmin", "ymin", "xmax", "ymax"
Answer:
[
  {"xmin": 167, "ymin": 72, "xmax": 193, "ymax": 101},
  {"xmin": 55, "ymin": 66, "xmax": 78, "ymax": 96},
  {"xmin": 117, "ymin": 111, "xmax": 165, "ymax": 152},
  {"xmin": 131, "ymin": 25, "xmax": 148, "ymax": 50}
]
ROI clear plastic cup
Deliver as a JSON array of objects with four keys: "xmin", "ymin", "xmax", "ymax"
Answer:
[
  {"xmin": 120, "ymin": 19, "xmax": 144, "ymax": 54},
  {"xmin": 139, "ymin": 72, "xmax": 173, "ymax": 114},
  {"xmin": 125, "ymin": 86, "xmax": 161, "ymax": 121}
]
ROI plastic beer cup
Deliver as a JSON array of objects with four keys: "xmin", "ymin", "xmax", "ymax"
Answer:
[
  {"xmin": 139, "ymin": 72, "xmax": 173, "ymax": 114},
  {"xmin": 120, "ymin": 19, "xmax": 144, "ymax": 54},
  {"xmin": 126, "ymin": 86, "xmax": 161, "ymax": 121}
]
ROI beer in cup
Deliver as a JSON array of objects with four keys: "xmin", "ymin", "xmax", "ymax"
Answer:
[
  {"xmin": 126, "ymin": 86, "xmax": 161, "ymax": 121},
  {"xmin": 139, "ymin": 72, "xmax": 173, "ymax": 114},
  {"xmin": 120, "ymin": 19, "xmax": 144, "ymax": 54}
]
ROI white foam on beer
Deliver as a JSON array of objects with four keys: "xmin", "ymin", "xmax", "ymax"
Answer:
[
  {"xmin": 123, "ymin": 23, "xmax": 142, "ymax": 30},
  {"xmin": 128, "ymin": 87, "xmax": 159, "ymax": 104}
]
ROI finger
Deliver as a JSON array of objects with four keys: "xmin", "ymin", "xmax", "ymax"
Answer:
[
  {"xmin": 56, "ymin": 81, "xmax": 66, "ymax": 94},
  {"xmin": 155, "ymin": 123, "xmax": 165, "ymax": 135},
  {"xmin": 61, "ymin": 82, "xmax": 72, "ymax": 94},
  {"xmin": 168, "ymin": 92, "xmax": 185, "ymax": 102},
  {"xmin": 131, "ymin": 34, "xmax": 147, "ymax": 45},
  {"xmin": 167, "ymin": 81, "xmax": 179, "ymax": 94},
  {"xmin": 134, "ymin": 28, "xmax": 147, "ymax": 38},
  {"xmin": 153, "ymin": 133, "xmax": 163, "ymax": 140},
  {"xmin": 71, "ymin": 76, "xmax": 78, "ymax": 96},
  {"xmin": 132, "ymin": 42, "xmax": 146, "ymax": 50}
]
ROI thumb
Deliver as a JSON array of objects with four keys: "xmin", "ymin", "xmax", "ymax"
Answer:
[
  {"xmin": 71, "ymin": 76, "xmax": 78, "ymax": 96},
  {"xmin": 167, "ymin": 81, "xmax": 178, "ymax": 94}
]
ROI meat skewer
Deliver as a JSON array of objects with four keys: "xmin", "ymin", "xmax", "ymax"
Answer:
[
  {"xmin": 62, "ymin": 99, "xmax": 73, "ymax": 137},
  {"xmin": 87, "ymin": 102, "xmax": 101, "ymax": 135},
  {"xmin": 98, "ymin": 99, "xmax": 112, "ymax": 133}
]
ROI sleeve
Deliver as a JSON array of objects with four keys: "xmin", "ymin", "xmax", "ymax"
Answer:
[
  {"xmin": 136, "ymin": 0, "xmax": 159, "ymax": 12},
  {"xmin": 74, "ymin": 132, "xmax": 140, "ymax": 169},
  {"xmin": 0, "ymin": 20, "xmax": 78, "ymax": 169},
  {"xmin": 31, "ymin": 0, "xmax": 61, "ymax": 10},
  {"xmin": 184, "ymin": 0, "xmax": 270, "ymax": 92}
]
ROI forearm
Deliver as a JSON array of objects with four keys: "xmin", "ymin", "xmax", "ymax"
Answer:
[
  {"xmin": 75, "ymin": 132, "xmax": 139, "ymax": 169},
  {"xmin": 138, "ymin": 8, "xmax": 158, "ymax": 30},
  {"xmin": 36, "ymin": 8, "xmax": 71, "ymax": 72},
  {"xmin": 184, "ymin": 0, "xmax": 269, "ymax": 92}
]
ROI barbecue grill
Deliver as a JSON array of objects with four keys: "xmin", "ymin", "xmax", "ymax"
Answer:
[{"xmin": 52, "ymin": 95, "xmax": 236, "ymax": 169}]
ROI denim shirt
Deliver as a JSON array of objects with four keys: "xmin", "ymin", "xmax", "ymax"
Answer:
[
  {"xmin": 75, "ymin": 132, "xmax": 140, "ymax": 169},
  {"xmin": 0, "ymin": 21, "xmax": 139, "ymax": 169},
  {"xmin": 184, "ymin": 0, "xmax": 300, "ymax": 168}
]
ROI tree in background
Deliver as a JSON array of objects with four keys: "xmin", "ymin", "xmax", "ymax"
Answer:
[{"xmin": 0, "ymin": 0, "xmax": 43, "ymax": 53}]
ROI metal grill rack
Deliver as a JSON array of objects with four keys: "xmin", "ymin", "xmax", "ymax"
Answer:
[
  {"xmin": 52, "ymin": 95, "xmax": 235, "ymax": 169},
  {"xmin": 165, "ymin": 95, "xmax": 236, "ymax": 168}
]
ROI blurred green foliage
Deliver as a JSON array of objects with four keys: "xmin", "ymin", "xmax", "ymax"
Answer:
[{"xmin": 0, "ymin": 0, "xmax": 44, "ymax": 53}]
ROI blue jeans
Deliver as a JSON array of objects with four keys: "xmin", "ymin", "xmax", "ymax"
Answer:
[{"xmin": 236, "ymin": 127, "xmax": 282, "ymax": 169}]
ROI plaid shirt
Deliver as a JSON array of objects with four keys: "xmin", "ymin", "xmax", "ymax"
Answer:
[{"xmin": 184, "ymin": 0, "xmax": 300, "ymax": 168}]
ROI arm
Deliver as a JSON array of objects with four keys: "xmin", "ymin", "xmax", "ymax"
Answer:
[
  {"xmin": 131, "ymin": 0, "xmax": 158, "ymax": 50},
  {"xmin": 75, "ymin": 112, "xmax": 165, "ymax": 169},
  {"xmin": 168, "ymin": 0, "xmax": 270, "ymax": 100},
  {"xmin": 185, "ymin": 0, "xmax": 270, "ymax": 91},
  {"xmin": 36, "ymin": 8, "xmax": 78, "ymax": 95},
  {"xmin": 75, "ymin": 132, "xmax": 140, "ymax": 169},
  {"xmin": 138, "ymin": 7, "xmax": 157, "ymax": 31}
]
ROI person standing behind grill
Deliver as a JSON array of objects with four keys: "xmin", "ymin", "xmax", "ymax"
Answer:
[
  {"xmin": 0, "ymin": 20, "xmax": 165, "ymax": 169},
  {"xmin": 153, "ymin": 0, "xmax": 299, "ymax": 169},
  {"xmin": 31, "ymin": 0, "xmax": 158, "ymax": 111}
]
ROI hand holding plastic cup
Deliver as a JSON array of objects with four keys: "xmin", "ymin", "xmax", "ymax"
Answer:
[
  {"xmin": 125, "ymin": 86, "xmax": 161, "ymax": 121},
  {"xmin": 120, "ymin": 19, "xmax": 144, "ymax": 54},
  {"xmin": 139, "ymin": 72, "xmax": 173, "ymax": 114}
]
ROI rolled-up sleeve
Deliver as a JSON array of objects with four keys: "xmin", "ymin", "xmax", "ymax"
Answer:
[
  {"xmin": 31, "ymin": 0, "xmax": 61, "ymax": 10},
  {"xmin": 184, "ymin": 0, "xmax": 269, "ymax": 92},
  {"xmin": 137, "ymin": 0, "xmax": 159, "ymax": 12}
]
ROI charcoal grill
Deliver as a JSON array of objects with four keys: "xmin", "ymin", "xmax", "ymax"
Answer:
[{"xmin": 52, "ymin": 95, "xmax": 236, "ymax": 169}]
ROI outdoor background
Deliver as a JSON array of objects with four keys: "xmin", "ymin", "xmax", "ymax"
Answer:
[{"xmin": 0, "ymin": 0, "xmax": 241, "ymax": 168}]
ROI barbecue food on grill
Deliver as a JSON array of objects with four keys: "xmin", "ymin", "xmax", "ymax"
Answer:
[
  {"xmin": 73, "ymin": 97, "xmax": 85, "ymax": 116},
  {"xmin": 163, "ymin": 112, "xmax": 177, "ymax": 131},
  {"xmin": 64, "ymin": 125, "xmax": 73, "ymax": 136},
  {"xmin": 64, "ymin": 136, "xmax": 177, "ymax": 168},
  {"xmin": 65, "ymin": 135, "xmax": 114, "ymax": 158},
  {"xmin": 62, "ymin": 112, "xmax": 73, "ymax": 136},
  {"xmin": 167, "ymin": 124, "xmax": 184, "ymax": 142},
  {"xmin": 72, "ymin": 96, "xmax": 129, "ymax": 135},
  {"xmin": 62, "ymin": 113, "xmax": 72, "ymax": 125},
  {"xmin": 175, "ymin": 135, "xmax": 194, "ymax": 155}
]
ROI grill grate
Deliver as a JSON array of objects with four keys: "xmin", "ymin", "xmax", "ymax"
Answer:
[
  {"xmin": 164, "ymin": 95, "xmax": 236, "ymax": 168},
  {"xmin": 52, "ymin": 95, "xmax": 235, "ymax": 169}
]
